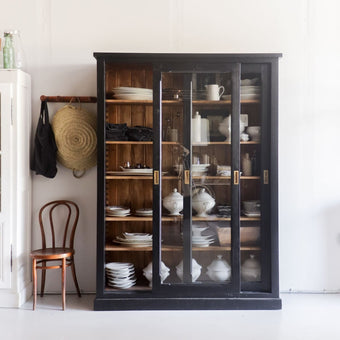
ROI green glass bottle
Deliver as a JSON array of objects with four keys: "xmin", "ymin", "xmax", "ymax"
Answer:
[{"xmin": 3, "ymin": 32, "xmax": 14, "ymax": 69}]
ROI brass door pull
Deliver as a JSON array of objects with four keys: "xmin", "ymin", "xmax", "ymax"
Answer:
[
  {"xmin": 154, "ymin": 170, "xmax": 159, "ymax": 185},
  {"xmin": 264, "ymin": 170, "xmax": 269, "ymax": 184},
  {"xmin": 233, "ymin": 170, "xmax": 239, "ymax": 185},
  {"xmin": 184, "ymin": 170, "xmax": 190, "ymax": 185}
]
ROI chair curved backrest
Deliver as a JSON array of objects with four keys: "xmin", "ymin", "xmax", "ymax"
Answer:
[{"xmin": 38, "ymin": 200, "xmax": 79, "ymax": 250}]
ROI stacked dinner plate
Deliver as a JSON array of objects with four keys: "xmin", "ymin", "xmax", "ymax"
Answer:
[
  {"xmin": 135, "ymin": 208, "xmax": 153, "ymax": 217},
  {"xmin": 105, "ymin": 262, "xmax": 136, "ymax": 289},
  {"xmin": 240, "ymin": 84, "xmax": 260, "ymax": 100},
  {"xmin": 115, "ymin": 232, "xmax": 153, "ymax": 247},
  {"xmin": 106, "ymin": 206, "xmax": 130, "ymax": 217},
  {"xmin": 221, "ymin": 78, "xmax": 260, "ymax": 101},
  {"xmin": 113, "ymin": 86, "xmax": 153, "ymax": 100},
  {"xmin": 192, "ymin": 163, "xmax": 210, "ymax": 176},
  {"xmin": 191, "ymin": 225, "xmax": 215, "ymax": 247},
  {"xmin": 192, "ymin": 234, "xmax": 215, "ymax": 247}
]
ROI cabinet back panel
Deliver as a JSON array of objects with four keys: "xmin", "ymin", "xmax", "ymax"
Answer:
[
  {"xmin": 106, "ymin": 64, "xmax": 153, "ymax": 95},
  {"xmin": 105, "ymin": 144, "xmax": 153, "ymax": 170},
  {"xmin": 106, "ymin": 221, "xmax": 153, "ymax": 237},
  {"xmin": 106, "ymin": 180, "xmax": 153, "ymax": 209}
]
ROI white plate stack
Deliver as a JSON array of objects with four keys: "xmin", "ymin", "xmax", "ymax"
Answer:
[
  {"xmin": 240, "ymin": 85, "xmax": 261, "ymax": 100},
  {"xmin": 106, "ymin": 206, "xmax": 130, "ymax": 217},
  {"xmin": 113, "ymin": 87, "xmax": 153, "ymax": 100},
  {"xmin": 135, "ymin": 208, "xmax": 153, "ymax": 217},
  {"xmin": 192, "ymin": 163, "xmax": 210, "ymax": 176},
  {"xmin": 115, "ymin": 232, "xmax": 153, "ymax": 247},
  {"xmin": 191, "ymin": 225, "xmax": 215, "ymax": 247},
  {"xmin": 192, "ymin": 234, "xmax": 215, "ymax": 247},
  {"xmin": 105, "ymin": 262, "xmax": 136, "ymax": 289}
]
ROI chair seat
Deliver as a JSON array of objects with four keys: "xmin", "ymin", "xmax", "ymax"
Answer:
[{"xmin": 30, "ymin": 247, "xmax": 74, "ymax": 260}]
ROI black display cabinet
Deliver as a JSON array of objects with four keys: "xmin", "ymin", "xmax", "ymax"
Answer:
[{"xmin": 94, "ymin": 53, "xmax": 281, "ymax": 310}]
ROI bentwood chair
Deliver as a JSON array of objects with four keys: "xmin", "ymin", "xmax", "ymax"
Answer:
[{"xmin": 30, "ymin": 200, "xmax": 81, "ymax": 310}]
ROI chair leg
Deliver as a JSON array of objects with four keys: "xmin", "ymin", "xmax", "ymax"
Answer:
[
  {"xmin": 62, "ymin": 258, "xmax": 66, "ymax": 310},
  {"xmin": 70, "ymin": 258, "xmax": 81, "ymax": 297},
  {"xmin": 40, "ymin": 261, "xmax": 46, "ymax": 297},
  {"xmin": 32, "ymin": 258, "xmax": 37, "ymax": 311}
]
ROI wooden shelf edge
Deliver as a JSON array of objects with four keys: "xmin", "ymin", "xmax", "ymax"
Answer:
[
  {"xmin": 105, "ymin": 216, "xmax": 260, "ymax": 222},
  {"xmin": 105, "ymin": 141, "xmax": 259, "ymax": 146},
  {"xmin": 106, "ymin": 99, "xmax": 153, "ymax": 105},
  {"xmin": 105, "ymin": 99, "xmax": 260, "ymax": 105},
  {"xmin": 106, "ymin": 141, "xmax": 153, "ymax": 145},
  {"xmin": 105, "ymin": 176, "xmax": 153, "ymax": 180},
  {"xmin": 105, "ymin": 245, "xmax": 261, "ymax": 252}
]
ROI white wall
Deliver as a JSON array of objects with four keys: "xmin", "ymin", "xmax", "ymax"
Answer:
[{"xmin": 1, "ymin": 0, "xmax": 339, "ymax": 293}]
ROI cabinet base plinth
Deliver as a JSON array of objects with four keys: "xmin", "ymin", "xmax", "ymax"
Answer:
[{"xmin": 94, "ymin": 296, "xmax": 282, "ymax": 311}]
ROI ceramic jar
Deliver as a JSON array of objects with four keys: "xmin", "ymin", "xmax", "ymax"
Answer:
[
  {"xmin": 176, "ymin": 259, "xmax": 202, "ymax": 282},
  {"xmin": 206, "ymin": 255, "xmax": 231, "ymax": 282},
  {"xmin": 143, "ymin": 261, "xmax": 170, "ymax": 287},
  {"xmin": 163, "ymin": 188, "xmax": 183, "ymax": 215},
  {"xmin": 218, "ymin": 116, "xmax": 246, "ymax": 141},
  {"xmin": 242, "ymin": 153, "xmax": 252, "ymax": 176},
  {"xmin": 246, "ymin": 126, "xmax": 261, "ymax": 142},
  {"xmin": 241, "ymin": 254, "xmax": 261, "ymax": 281},
  {"xmin": 192, "ymin": 188, "xmax": 215, "ymax": 217}
]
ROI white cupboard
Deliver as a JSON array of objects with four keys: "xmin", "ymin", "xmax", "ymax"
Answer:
[{"xmin": 0, "ymin": 70, "xmax": 32, "ymax": 307}]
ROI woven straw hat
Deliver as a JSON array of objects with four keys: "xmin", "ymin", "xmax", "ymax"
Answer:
[{"xmin": 51, "ymin": 104, "xmax": 97, "ymax": 177}]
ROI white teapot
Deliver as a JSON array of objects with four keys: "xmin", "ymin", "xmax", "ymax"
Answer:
[
  {"xmin": 241, "ymin": 254, "xmax": 261, "ymax": 282},
  {"xmin": 192, "ymin": 188, "xmax": 215, "ymax": 217},
  {"xmin": 206, "ymin": 255, "xmax": 231, "ymax": 282},
  {"xmin": 176, "ymin": 259, "xmax": 201, "ymax": 282},
  {"xmin": 163, "ymin": 188, "xmax": 183, "ymax": 215},
  {"xmin": 218, "ymin": 116, "xmax": 246, "ymax": 141},
  {"xmin": 143, "ymin": 261, "xmax": 170, "ymax": 287}
]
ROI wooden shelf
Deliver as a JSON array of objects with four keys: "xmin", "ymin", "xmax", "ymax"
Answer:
[
  {"xmin": 106, "ymin": 99, "xmax": 153, "ymax": 105},
  {"xmin": 104, "ymin": 175, "xmax": 260, "ymax": 180},
  {"xmin": 162, "ymin": 100, "xmax": 260, "ymax": 106},
  {"xmin": 105, "ymin": 175, "xmax": 153, "ymax": 180},
  {"xmin": 164, "ymin": 141, "xmax": 259, "ymax": 145},
  {"xmin": 105, "ymin": 141, "xmax": 259, "ymax": 146},
  {"xmin": 106, "ymin": 216, "xmax": 153, "ymax": 222},
  {"xmin": 105, "ymin": 216, "xmax": 260, "ymax": 222},
  {"xmin": 105, "ymin": 99, "xmax": 260, "ymax": 105},
  {"xmin": 105, "ymin": 244, "xmax": 261, "ymax": 252},
  {"xmin": 106, "ymin": 141, "xmax": 153, "ymax": 145}
]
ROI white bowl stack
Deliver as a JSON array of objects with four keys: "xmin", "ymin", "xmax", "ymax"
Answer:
[
  {"xmin": 106, "ymin": 206, "xmax": 130, "ymax": 217},
  {"xmin": 191, "ymin": 225, "xmax": 215, "ymax": 247},
  {"xmin": 192, "ymin": 163, "xmax": 210, "ymax": 176},
  {"xmin": 113, "ymin": 86, "xmax": 153, "ymax": 100},
  {"xmin": 115, "ymin": 232, "xmax": 153, "ymax": 247},
  {"xmin": 135, "ymin": 208, "xmax": 153, "ymax": 217},
  {"xmin": 105, "ymin": 262, "xmax": 136, "ymax": 289},
  {"xmin": 240, "ymin": 78, "xmax": 260, "ymax": 100}
]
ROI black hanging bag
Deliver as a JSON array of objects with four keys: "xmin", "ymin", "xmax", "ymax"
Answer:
[{"xmin": 31, "ymin": 100, "xmax": 58, "ymax": 178}]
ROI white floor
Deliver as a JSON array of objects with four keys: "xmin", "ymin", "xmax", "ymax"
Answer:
[{"xmin": 1, "ymin": 293, "xmax": 340, "ymax": 339}]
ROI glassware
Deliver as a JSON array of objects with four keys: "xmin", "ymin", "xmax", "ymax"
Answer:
[
  {"xmin": 3, "ymin": 30, "xmax": 25, "ymax": 70},
  {"xmin": 11, "ymin": 30, "xmax": 25, "ymax": 70},
  {"xmin": 3, "ymin": 32, "xmax": 14, "ymax": 69}
]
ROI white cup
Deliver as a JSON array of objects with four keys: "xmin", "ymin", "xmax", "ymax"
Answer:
[{"xmin": 205, "ymin": 84, "xmax": 225, "ymax": 101}]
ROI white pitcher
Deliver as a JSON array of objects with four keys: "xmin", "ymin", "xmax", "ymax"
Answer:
[{"xmin": 205, "ymin": 84, "xmax": 225, "ymax": 101}]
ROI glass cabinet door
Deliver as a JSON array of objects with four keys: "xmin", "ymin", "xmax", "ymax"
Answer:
[
  {"xmin": 240, "ymin": 64, "xmax": 270, "ymax": 291},
  {"xmin": 158, "ymin": 67, "xmax": 240, "ymax": 289},
  {"xmin": 154, "ymin": 64, "xmax": 270, "ymax": 293}
]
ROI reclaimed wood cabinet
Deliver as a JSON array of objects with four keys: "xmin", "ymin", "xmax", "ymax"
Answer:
[{"xmin": 94, "ymin": 53, "xmax": 281, "ymax": 310}]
